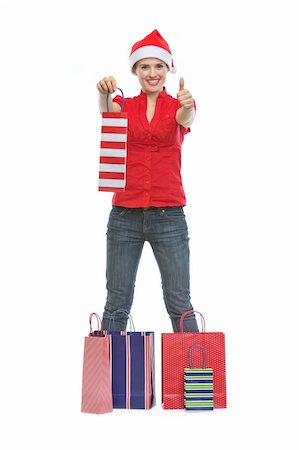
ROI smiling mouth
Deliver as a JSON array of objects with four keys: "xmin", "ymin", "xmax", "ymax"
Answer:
[{"xmin": 147, "ymin": 79, "xmax": 160, "ymax": 86}]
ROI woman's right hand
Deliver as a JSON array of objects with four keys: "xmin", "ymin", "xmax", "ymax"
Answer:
[{"xmin": 96, "ymin": 76, "xmax": 117, "ymax": 95}]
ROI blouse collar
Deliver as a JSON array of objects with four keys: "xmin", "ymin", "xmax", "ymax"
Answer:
[{"xmin": 139, "ymin": 87, "xmax": 168, "ymax": 99}]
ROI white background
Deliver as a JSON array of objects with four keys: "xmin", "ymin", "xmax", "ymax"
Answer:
[{"xmin": 1, "ymin": 0, "xmax": 298, "ymax": 449}]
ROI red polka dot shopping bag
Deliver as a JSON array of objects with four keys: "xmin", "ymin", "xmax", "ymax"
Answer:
[{"xmin": 162, "ymin": 310, "xmax": 227, "ymax": 409}]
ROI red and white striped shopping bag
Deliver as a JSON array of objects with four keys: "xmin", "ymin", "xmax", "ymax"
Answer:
[{"xmin": 98, "ymin": 88, "xmax": 128, "ymax": 192}]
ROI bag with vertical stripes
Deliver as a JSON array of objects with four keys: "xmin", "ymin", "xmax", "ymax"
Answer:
[
  {"xmin": 162, "ymin": 310, "xmax": 226, "ymax": 409},
  {"xmin": 184, "ymin": 344, "xmax": 214, "ymax": 411},
  {"xmin": 104, "ymin": 310, "xmax": 156, "ymax": 409},
  {"xmin": 81, "ymin": 313, "xmax": 113, "ymax": 414},
  {"xmin": 98, "ymin": 88, "xmax": 128, "ymax": 192}
]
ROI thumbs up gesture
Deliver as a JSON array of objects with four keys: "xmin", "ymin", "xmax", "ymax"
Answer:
[{"xmin": 177, "ymin": 77, "xmax": 194, "ymax": 110}]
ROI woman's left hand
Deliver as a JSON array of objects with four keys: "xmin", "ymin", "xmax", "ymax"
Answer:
[{"xmin": 177, "ymin": 77, "xmax": 194, "ymax": 110}]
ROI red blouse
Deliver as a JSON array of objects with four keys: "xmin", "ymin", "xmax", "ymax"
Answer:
[{"xmin": 111, "ymin": 88, "xmax": 193, "ymax": 208}]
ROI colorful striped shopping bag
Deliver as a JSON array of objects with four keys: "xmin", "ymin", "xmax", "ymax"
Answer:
[
  {"xmin": 184, "ymin": 345, "xmax": 214, "ymax": 411},
  {"xmin": 98, "ymin": 88, "xmax": 128, "ymax": 192},
  {"xmin": 81, "ymin": 313, "xmax": 113, "ymax": 414}
]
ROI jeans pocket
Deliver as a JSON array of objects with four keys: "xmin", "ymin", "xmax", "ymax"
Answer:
[
  {"xmin": 160, "ymin": 207, "xmax": 185, "ymax": 220},
  {"xmin": 110, "ymin": 206, "xmax": 129, "ymax": 217}
]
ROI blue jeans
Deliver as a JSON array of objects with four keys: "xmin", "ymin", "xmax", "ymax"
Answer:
[{"xmin": 102, "ymin": 206, "xmax": 199, "ymax": 332}]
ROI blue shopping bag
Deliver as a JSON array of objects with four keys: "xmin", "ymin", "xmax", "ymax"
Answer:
[
  {"xmin": 104, "ymin": 310, "xmax": 155, "ymax": 409},
  {"xmin": 110, "ymin": 330, "xmax": 155, "ymax": 409}
]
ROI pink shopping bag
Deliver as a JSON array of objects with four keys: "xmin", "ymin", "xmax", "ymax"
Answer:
[
  {"xmin": 98, "ymin": 88, "xmax": 128, "ymax": 192},
  {"xmin": 81, "ymin": 313, "xmax": 113, "ymax": 414}
]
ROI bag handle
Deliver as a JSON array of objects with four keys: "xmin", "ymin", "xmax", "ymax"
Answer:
[
  {"xmin": 188, "ymin": 344, "xmax": 208, "ymax": 369},
  {"xmin": 107, "ymin": 308, "xmax": 135, "ymax": 332},
  {"xmin": 106, "ymin": 87, "xmax": 125, "ymax": 112},
  {"xmin": 89, "ymin": 312, "xmax": 102, "ymax": 334},
  {"xmin": 179, "ymin": 310, "xmax": 206, "ymax": 332}
]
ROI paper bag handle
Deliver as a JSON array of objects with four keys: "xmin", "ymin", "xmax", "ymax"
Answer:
[
  {"xmin": 107, "ymin": 308, "xmax": 135, "ymax": 332},
  {"xmin": 106, "ymin": 87, "xmax": 125, "ymax": 112},
  {"xmin": 89, "ymin": 312, "xmax": 102, "ymax": 334},
  {"xmin": 179, "ymin": 310, "xmax": 206, "ymax": 332},
  {"xmin": 188, "ymin": 344, "xmax": 208, "ymax": 369}
]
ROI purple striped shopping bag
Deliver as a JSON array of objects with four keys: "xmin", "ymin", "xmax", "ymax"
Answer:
[
  {"xmin": 102, "ymin": 310, "xmax": 155, "ymax": 409},
  {"xmin": 109, "ymin": 330, "xmax": 155, "ymax": 409},
  {"xmin": 98, "ymin": 88, "xmax": 128, "ymax": 192},
  {"xmin": 81, "ymin": 313, "xmax": 113, "ymax": 414}
]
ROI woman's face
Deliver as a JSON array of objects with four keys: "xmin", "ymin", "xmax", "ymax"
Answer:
[{"xmin": 134, "ymin": 58, "xmax": 168, "ymax": 94}]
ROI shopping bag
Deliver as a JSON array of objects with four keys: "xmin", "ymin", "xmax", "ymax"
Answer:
[
  {"xmin": 81, "ymin": 313, "xmax": 113, "ymax": 414},
  {"xmin": 105, "ymin": 310, "xmax": 156, "ymax": 409},
  {"xmin": 184, "ymin": 344, "xmax": 214, "ymax": 411},
  {"xmin": 98, "ymin": 87, "xmax": 128, "ymax": 192},
  {"xmin": 162, "ymin": 310, "xmax": 226, "ymax": 409}
]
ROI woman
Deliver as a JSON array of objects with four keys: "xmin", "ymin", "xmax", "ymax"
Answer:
[{"xmin": 97, "ymin": 30, "xmax": 199, "ymax": 332}]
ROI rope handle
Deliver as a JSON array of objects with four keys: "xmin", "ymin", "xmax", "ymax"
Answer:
[
  {"xmin": 179, "ymin": 310, "xmax": 206, "ymax": 332},
  {"xmin": 107, "ymin": 308, "xmax": 136, "ymax": 332},
  {"xmin": 106, "ymin": 87, "xmax": 125, "ymax": 112},
  {"xmin": 188, "ymin": 344, "xmax": 208, "ymax": 369},
  {"xmin": 89, "ymin": 312, "xmax": 102, "ymax": 335}
]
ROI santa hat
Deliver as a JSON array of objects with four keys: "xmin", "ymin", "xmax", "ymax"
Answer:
[{"xmin": 129, "ymin": 29, "xmax": 177, "ymax": 73}]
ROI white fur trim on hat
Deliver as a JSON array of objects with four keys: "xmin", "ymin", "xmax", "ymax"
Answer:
[{"xmin": 130, "ymin": 45, "xmax": 175, "ymax": 72}]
